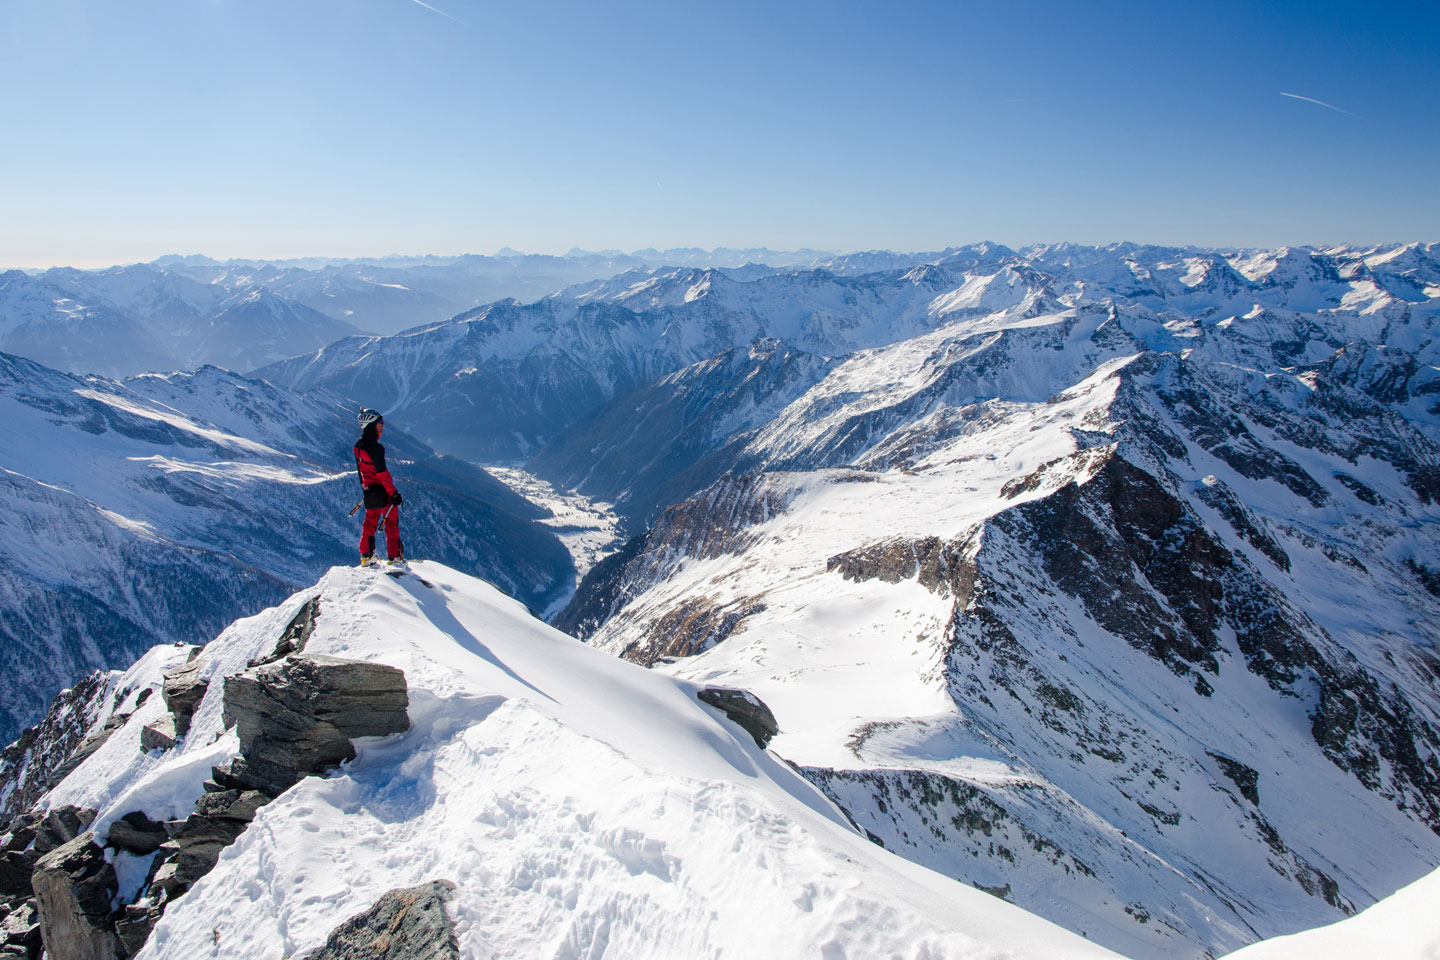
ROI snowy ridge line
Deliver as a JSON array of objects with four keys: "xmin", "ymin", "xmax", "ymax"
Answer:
[{"xmin": 24, "ymin": 562, "xmax": 1120, "ymax": 960}]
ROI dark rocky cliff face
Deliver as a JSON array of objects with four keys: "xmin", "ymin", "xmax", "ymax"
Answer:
[{"xmin": 984, "ymin": 452, "xmax": 1440, "ymax": 829}]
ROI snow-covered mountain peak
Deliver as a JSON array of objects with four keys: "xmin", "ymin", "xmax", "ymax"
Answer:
[{"xmin": 34, "ymin": 562, "xmax": 1120, "ymax": 960}]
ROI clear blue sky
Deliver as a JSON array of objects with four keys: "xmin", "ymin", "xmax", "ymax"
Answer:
[{"xmin": 3, "ymin": 0, "xmax": 1437, "ymax": 267}]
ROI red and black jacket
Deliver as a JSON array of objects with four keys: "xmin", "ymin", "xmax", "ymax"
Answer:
[{"xmin": 354, "ymin": 428, "xmax": 398, "ymax": 508}]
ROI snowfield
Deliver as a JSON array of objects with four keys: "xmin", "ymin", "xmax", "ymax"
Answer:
[{"xmin": 43, "ymin": 562, "xmax": 1121, "ymax": 960}]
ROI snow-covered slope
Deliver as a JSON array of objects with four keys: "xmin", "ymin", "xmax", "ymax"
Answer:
[
  {"xmin": 0, "ymin": 353, "xmax": 572, "ymax": 745},
  {"xmin": 1218, "ymin": 865, "xmax": 1440, "ymax": 960},
  {"xmin": 529, "ymin": 338, "xmax": 840, "ymax": 530},
  {"xmin": 0, "ymin": 250, "xmax": 850, "ymax": 377},
  {"xmin": 0, "ymin": 269, "xmax": 176, "ymax": 377},
  {"xmin": 555, "ymin": 295, "xmax": 1440, "ymax": 958},
  {"xmin": 0, "ymin": 267, "xmax": 366, "ymax": 378},
  {"xmin": 175, "ymin": 289, "xmax": 363, "ymax": 373},
  {"xmin": 27, "ymin": 562, "xmax": 1121, "ymax": 960}
]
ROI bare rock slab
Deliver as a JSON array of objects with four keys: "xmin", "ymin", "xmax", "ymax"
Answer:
[
  {"xmin": 31, "ymin": 833, "xmax": 118, "ymax": 960},
  {"xmin": 299, "ymin": 880, "xmax": 458, "ymax": 960},
  {"xmin": 139, "ymin": 715, "xmax": 178, "ymax": 753},
  {"xmin": 697, "ymin": 687, "xmax": 779, "ymax": 749},
  {"xmin": 221, "ymin": 653, "xmax": 409, "ymax": 794},
  {"xmin": 160, "ymin": 654, "xmax": 209, "ymax": 737}
]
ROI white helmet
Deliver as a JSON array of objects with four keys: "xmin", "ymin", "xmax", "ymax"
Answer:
[{"xmin": 357, "ymin": 408, "xmax": 384, "ymax": 427}]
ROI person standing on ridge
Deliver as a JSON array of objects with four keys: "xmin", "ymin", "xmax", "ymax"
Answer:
[{"xmin": 354, "ymin": 408, "xmax": 404, "ymax": 566}]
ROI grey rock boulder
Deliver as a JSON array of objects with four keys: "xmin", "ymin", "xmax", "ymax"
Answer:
[
  {"xmin": 697, "ymin": 687, "xmax": 779, "ymax": 749},
  {"xmin": 144, "ymin": 790, "xmax": 272, "ymax": 898},
  {"xmin": 139, "ymin": 715, "xmax": 178, "ymax": 753},
  {"xmin": 30, "ymin": 833, "xmax": 118, "ymax": 960},
  {"xmin": 191, "ymin": 789, "xmax": 270, "ymax": 823},
  {"xmin": 299, "ymin": 880, "xmax": 458, "ymax": 960},
  {"xmin": 221, "ymin": 654, "xmax": 409, "ymax": 795},
  {"xmin": 161, "ymin": 652, "xmax": 209, "ymax": 738},
  {"xmin": 31, "ymin": 807, "xmax": 96, "ymax": 857},
  {"xmin": 105, "ymin": 812, "xmax": 168, "ymax": 856}
]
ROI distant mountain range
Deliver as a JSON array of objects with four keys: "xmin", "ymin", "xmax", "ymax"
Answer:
[{"xmin": 0, "ymin": 248, "xmax": 858, "ymax": 378}]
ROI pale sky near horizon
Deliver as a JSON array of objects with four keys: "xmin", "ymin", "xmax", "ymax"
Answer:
[{"xmin": 2, "ymin": 0, "xmax": 1437, "ymax": 268}]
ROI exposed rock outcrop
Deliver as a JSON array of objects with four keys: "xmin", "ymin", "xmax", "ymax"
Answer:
[
  {"xmin": 827, "ymin": 534, "xmax": 979, "ymax": 602},
  {"xmin": 298, "ymin": 880, "xmax": 459, "ymax": 960},
  {"xmin": 221, "ymin": 653, "xmax": 410, "ymax": 795},
  {"xmin": 140, "ymin": 650, "xmax": 211, "ymax": 753},
  {"xmin": 147, "ymin": 789, "xmax": 272, "ymax": 900},
  {"xmin": 30, "ymin": 833, "xmax": 118, "ymax": 960},
  {"xmin": 697, "ymin": 687, "xmax": 779, "ymax": 749},
  {"xmin": 115, "ymin": 650, "xmax": 410, "ymax": 956},
  {"xmin": 249, "ymin": 595, "xmax": 320, "ymax": 667},
  {"xmin": 615, "ymin": 597, "xmax": 767, "ymax": 667},
  {"xmin": 0, "ymin": 595, "xmax": 412, "ymax": 960},
  {"xmin": 0, "ymin": 898, "xmax": 41, "ymax": 958},
  {"xmin": 0, "ymin": 676, "xmax": 111, "ymax": 822},
  {"xmin": 160, "ymin": 651, "xmax": 209, "ymax": 737}
]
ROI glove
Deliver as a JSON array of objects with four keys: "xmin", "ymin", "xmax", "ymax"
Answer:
[{"xmin": 390, "ymin": 492, "xmax": 404, "ymax": 506}]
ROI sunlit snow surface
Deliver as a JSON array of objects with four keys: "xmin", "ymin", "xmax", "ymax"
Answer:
[
  {"xmin": 1218, "ymin": 865, "xmax": 1440, "ymax": 960},
  {"xmin": 43, "ymin": 563, "xmax": 1119, "ymax": 960}
]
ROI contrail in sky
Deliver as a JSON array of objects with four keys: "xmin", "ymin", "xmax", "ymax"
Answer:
[
  {"xmin": 407, "ymin": 0, "xmax": 465, "ymax": 24},
  {"xmin": 1279, "ymin": 91, "xmax": 1362, "ymax": 120}
]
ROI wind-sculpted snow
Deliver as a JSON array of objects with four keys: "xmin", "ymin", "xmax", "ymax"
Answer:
[
  {"xmin": 0, "ymin": 353, "xmax": 571, "ymax": 744},
  {"xmin": 15, "ymin": 563, "xmax": 1119, "ymax": 960},
  {"xmin": 553, "ymin": 275, "xmax": 1440, "ymax": 957}
]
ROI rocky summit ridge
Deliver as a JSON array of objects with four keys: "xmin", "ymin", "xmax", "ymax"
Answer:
[{"xmin": 0, "ymin": 563, "xmax": 1121, "ymax": 960}]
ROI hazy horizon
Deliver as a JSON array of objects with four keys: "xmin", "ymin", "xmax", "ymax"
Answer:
[{"xmin": 9, "ymin": 237, "xmax": 1440, "ymax": 274}]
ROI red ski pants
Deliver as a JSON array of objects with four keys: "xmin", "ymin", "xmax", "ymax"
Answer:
[{"xmin": 360, "ymin": 506, "xmax": 402, "ymax": 559}]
